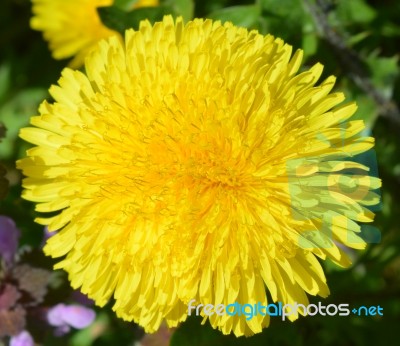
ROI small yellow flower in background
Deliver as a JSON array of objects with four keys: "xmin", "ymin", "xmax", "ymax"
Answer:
[
  {"xmin": 134, "ymin": 0, "xmax": 160, "ymax": 7},
  {"xmin": 30, "ymin": 0, "xmax": 160, "ymax": 68},
  {"xmin": 18, "ymin": 16, "xmax": 381, "ymax": 336}
]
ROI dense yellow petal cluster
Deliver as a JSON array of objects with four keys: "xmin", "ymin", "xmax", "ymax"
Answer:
[
  {"xmin": 18, "ymin": 16, "xmax": 381, "ymax": 336},
  {"xmin": 30, "ymin": 0, "xmax": 159, "ymax": 68}
]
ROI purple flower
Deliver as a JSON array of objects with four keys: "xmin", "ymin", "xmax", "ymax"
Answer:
[
  {"xmin": 62, "ymin": 305, "xmax": 96, "ymax": 328},
  {"xmin": 47, "ymin": 303, "xmax": 67, "ymax": 327},
  {"xmin": 9, "ymin": 330, "xmax": 34, "ymax": 346},
  {"xmin": 47, "ymin": 303, "xmax": 95, "ymax": 334},
  {"xmin": 0, "ymin": 215, "xmax": 20, "ymax": 265}
]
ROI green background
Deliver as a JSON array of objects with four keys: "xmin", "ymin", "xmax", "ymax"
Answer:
[{"xmin": 1, "ymin": 0, "xmax": 399, "ymax": 345}]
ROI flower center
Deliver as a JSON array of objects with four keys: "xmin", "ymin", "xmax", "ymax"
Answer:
[{"xmin": 188, "ymin": 154, "xmax": 245, "ymax": 189}]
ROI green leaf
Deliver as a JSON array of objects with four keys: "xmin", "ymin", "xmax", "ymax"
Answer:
[
  {"xmin": 162, "ymin": 0, "xmax": 194, "ymax": 22},
  {"xmin": 261, "ymin": 0, "xmax": 303, "ymax": 17},
  {"xmin": 70, "ymin": 312, "xmax": 110, "ymax": 346},
  {"xmin": 207, "ymin": 5, "xmax": 261, "ymax": 29},
  {"xmin": 338, "ymin": 79, "xmax": 379, "ymax": 130},
  {"xmin": 98, "ymin": 6, "xmax": 173, "ymax": 34},
  {"xmin": 366, "ymin": 53, "xmax": 399, "ymax": 99},
  {"xmin": 0, "ymin": 88, "xmax": 47, "ymax": 160},
  {"xmin": 347, "ymin": 31, "xmax": 372, "ymax": 46},
  {"xmin": 352, "ymin": 94, "xmax": 379, "ymax": 129},
  {"xmin": 113, "ymin": 0, "xmax": 139, "ymax": 11},
  {"xmin": 0, "ymin": 64, "xmax": 11, "ymax": 104},
  {"xmin": 98, "ymin": 6, "xmax": 128, "ymax": 35},
  {"xmin": 381, "ymin": 22, "xmax": 400, "ymax": 37},
  {"xmin": 335, "ymin": 0, "xmax": 376, "ymax": 25},
  {"xmin": 260, "ymin": 0, "xmax": 308, "ymax": 42},
  {"xmin": 302, "ymin": 21, "xmax": 318, "ymax": 59}
]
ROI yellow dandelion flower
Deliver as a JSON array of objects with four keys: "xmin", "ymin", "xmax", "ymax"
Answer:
[
  {"xmin": 30, "ymin": 0, "xmax": 159, "ymax": 68},
  {"xmin": 18, "ymin": 16, "xmax": 381, "ymax": 336},
  {"xmin": 133, "ymin": 0, "xmax": 160, "ymax": 7}
]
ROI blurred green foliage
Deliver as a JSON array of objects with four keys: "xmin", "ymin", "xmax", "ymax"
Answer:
[{"xmin": 1, "ymin": 0, "xmax": 400, "ymax": 345}]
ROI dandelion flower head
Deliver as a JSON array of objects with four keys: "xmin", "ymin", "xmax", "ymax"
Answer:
[
  {"xmin": 18, "ymin": 16, "xmax": 381, "ymax": 336},
  {"xmin": 30, "ymin": 0, "xmax": 159, "ymax": 68}
]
